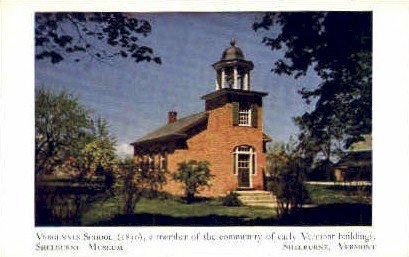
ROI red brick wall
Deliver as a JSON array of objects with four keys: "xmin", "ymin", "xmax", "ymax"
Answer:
[{"xmin": 162, "ymin": 102, "xmax": 266, "ymax": 197}]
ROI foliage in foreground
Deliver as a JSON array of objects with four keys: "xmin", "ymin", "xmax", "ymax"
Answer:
[
  {"xmin": 267, "ymin": 142, "xmax": 309, "ymax": 217},
  {"xmin": 35, "ymin": 12, "xmax": 161, "ymax": 64},
  {"xmin": 254, "ymin": 12, "xmax": 372, "ymax": 169},
  {"xmin": 221, "ymin": 192, "xmax": 243, "ymax": 207},
  {"xmin": 119, "ymin": 157, "xmax": 167, "ymax": 215},
  {"xmin": 81, "ymin": 183, "xmax": 371, "ymax": 226},
  {"xmin": 35, "ymin": 88, "xmax": 117, "ymax": 179},
  {"xmin": 173, "ymin": 160, "xmax": 213, "ymax": 203}
]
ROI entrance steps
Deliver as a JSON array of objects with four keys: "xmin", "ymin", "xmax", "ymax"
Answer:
[{"xmin": 234, "ymin": 190, "xmax": 277, "ymax": 208}]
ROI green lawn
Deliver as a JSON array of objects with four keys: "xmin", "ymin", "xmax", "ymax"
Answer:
[
  {"xmin": 81, "ymin": 184, "xmax": 372, "ymax": 226},
  {"xmin": 305, "ymin": 184, "xmax": 372, "ymax": 205},
  {"xmin": 82, "ymin": 195, "xmax": 276, "ymax": 226}
]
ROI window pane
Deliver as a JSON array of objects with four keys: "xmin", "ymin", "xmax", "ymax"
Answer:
[{"xmin": 238, "ymin": 103, "xmax": 250, "ymax": 126}]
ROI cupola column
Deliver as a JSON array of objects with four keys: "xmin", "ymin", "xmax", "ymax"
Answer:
[
  {"xmin": 221, "ymin": 69, "xmax": 226, "ymax": 89},
  {"xmin": 233, "ymin": 68, "xmax": 238, "ymax": 89},
  {"xmin": 212, "ymin": 40, "xmax": 254, "ymax": 91},
  {"xmin": 244, "ymin": 72, "xmax": 249, "ymax": 90}
]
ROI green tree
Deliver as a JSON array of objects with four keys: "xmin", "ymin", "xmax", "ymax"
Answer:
[
  {"xmin": 81, "ymin": 117, "xmax": 118, "ymax": 180},
  {"xmin": 35, "ymin": 89, "xmax": 90, "ymax": 173},
  {"xmin": 253, "ymin": 12, "xmax": 372, "ymax": 162},
  {"xmin": 35, "ymin": 12, "xmax": 161, "ymax": 64},
  {"xmin": 173, "ymin": 160, "xmax": 213, "ymax": 203},
  {"xmin": 267, "ymin": 141, "xmax": 309, "ymax": 217},
  {"xmin": 81, "ymin": 138, "xmax": 117, "ymax": 179},
  {"xmin": 119, "ymin": 157, "xmax": 167, "ymax": 215},
  {"xmin": 35, "ymin": 89, "xmax": 118, "ymax": 178}
]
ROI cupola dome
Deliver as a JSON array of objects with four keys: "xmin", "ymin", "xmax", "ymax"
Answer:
[
  {"xmin": 212, "ymin": 40, "xmax": 254, "ymax": 91},
  {"xmin": 221, "ymin": 39, "xmax": 244, "ymax": 60}
]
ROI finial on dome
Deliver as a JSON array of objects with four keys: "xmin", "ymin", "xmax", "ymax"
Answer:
[{"xmin": 230, "ymin": 38, "xmax": 236, "ymax": 46}]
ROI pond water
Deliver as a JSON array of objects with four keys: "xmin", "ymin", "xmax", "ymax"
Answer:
[{"xmin": 35, "ymin": 180, "xmax": 111, "ymax": 226}]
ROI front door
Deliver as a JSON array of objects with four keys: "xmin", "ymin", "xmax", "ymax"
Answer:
[{"xmin": 237, "ymin": 154, "xmax": 250, "ymax": 188}]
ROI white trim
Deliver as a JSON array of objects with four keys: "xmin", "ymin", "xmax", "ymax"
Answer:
[
  {"xmin": 149, "ymin": 154, "xmax": 155, "ymax": 170},
  {"xmin": 159, "ymin": 152, "xmax": 167, "ymax": 171},
  {"xmin": 233, "ymin": 67, "xmax": 238, "ymax": 89},
  {"xmin": 238, "ymin": 103, "xmax": 252, "ymax": 126},
  {"xmin": 234, "ymin": 153, "xmax": 238, "ymax": 175},
  {"xmin": 233, "ymin": 146, "xmax": 256, "ymax": 188},
  {"xmin": 244, "ymin": 72, "xmax": 249, "ymax": 90}
]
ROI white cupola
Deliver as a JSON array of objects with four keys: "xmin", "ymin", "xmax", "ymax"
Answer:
[{"xmin": 212, "ymin": 39, "xmax": 254, "ymax": 91}]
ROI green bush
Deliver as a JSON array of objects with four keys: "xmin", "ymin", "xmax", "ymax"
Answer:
[
  {"xmin": 173, "ymin": 160, "xmax": 213, "ymax": 203},
  {"xmin": 268, "ymin": 143, "xmax": 310, "ymax": 217},
  {"xmin": 119, "ymin": 158, "xmax": 167, "ymax": 214},
  {"xmin": 221, "ymin": 192, "xmax": 243, "ymax": 207}
]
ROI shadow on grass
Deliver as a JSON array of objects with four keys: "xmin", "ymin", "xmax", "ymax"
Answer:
[
  {"xmin": 275, "ymin": 203, "xmax": 371, "ymax": 226},
  {"xmin": 89, "ymin": 203, "xmax": 371, "ymax": 226}
]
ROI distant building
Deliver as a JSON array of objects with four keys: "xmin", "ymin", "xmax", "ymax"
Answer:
[
  {"xmin": 334, "ymin": 134, "xmax": 372, "ymax": 182},
  {"xmin": 131, "ymin": 40, "xmax": 271, "ymax": 196}
]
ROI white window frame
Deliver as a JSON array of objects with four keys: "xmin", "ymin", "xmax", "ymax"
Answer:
[
  {"xmin": 159, "ymin": 152, "xmax": 167, "ymax": 171},
  {"xmin": 148, "ymin": 154, "xmax": 154, "ymax": 171},
  {"xmin": 238, "ymin": 103, "xmax": 252, "ymax": 127},
  {"xmin": 233, "ymin": 146, "xmax": 256, "ymax": 176}
]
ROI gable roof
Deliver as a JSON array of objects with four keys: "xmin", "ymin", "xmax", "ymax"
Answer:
[
  {"xmin": 336, "ymin": 134, "xmax": 372, "ymax": 168},
  {"xmin": 131, "ymin": 112, "xmax": 208, "ymax": 145},
  {"xmin": 349, "ymin": 134, "xmax": 372, "ymax": 152},
  {"xmin": 337, "ymin": 150, "xmax": 372, "ymax": 168},
  {"xmin": 262, "ymin": 132, "xmax": 272, "ymax": 142}
]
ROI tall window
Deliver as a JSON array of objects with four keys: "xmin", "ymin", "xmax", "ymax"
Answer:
[
  {"xmin": 233, "ymin": 146, "xmax": 256, "ymax": 175},
  {"xmin": 238, "ymin": 103, "xmax": 251, "ymax": 126},
  {"xmin": 148, "ymin": 154, "xmax": 154, "ymax": 170},
  {"xmin": 159, "ymin": 152, "xmax": 167, "ymax": 171}
]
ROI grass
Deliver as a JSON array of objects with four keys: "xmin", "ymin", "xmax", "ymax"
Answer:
[
  {"xmin": 306, "ymin": 184, "xmax": 372, "ymax": 205},
  {"xmin": 81, "ymin": 184, "xmax": 372, "ymax": 226},
  {"xmin": 82, "ymin": 195, "xmax": 275, "ymax": 226}
]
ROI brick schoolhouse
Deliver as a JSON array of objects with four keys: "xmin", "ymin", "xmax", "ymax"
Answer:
[{"xmin": 131, "ymin": 40, "xmax": 271, "ymax": 197}]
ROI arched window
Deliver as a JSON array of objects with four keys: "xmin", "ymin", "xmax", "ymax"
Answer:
[
  {"xmin": 233, "ymin": 146, "xmax": 256, "ymax": 175},
  {"xmin": 233, "ymin": 146, "xmax": 256, "ymax": 188}
]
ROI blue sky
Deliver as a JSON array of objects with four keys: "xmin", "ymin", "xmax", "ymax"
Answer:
[{"xmin": 35, "ymin": 12, "xmax": 322, "ymax": 156}]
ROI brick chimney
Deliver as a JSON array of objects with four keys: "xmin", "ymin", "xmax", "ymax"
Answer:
[{"xmin": 168, "ymin": 111, "xmax": 177, "ymax": 124}]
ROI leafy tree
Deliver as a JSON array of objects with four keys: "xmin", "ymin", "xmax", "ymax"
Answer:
[
  {"xmin": 81, "ymin": 117, "xmax": 118, "ymax": 180},
  {"xmin": 267, "ymin": 141, "xmax": 309, "ymax": 217},
  {"xmin": 35, "ymin": 89, "xmax": 118, "ymax": 179},
  {"xmin": 35, "ymin": 12, "xmax": 161, "ymax": 64},
  {"xmin": 253, "ymin": 12, "xmax": 372, "ymax": 163},
  {"xmin": 173, "ymin": 160, "xmax": 213, "ymax": 203},
  {"xmin": 81, "ymin": 138, "xmax": 117, "ymax": 181},
  {"xmin": 35, "ymin": 89, "xmax": 90, "ymax": 173},
  {"xmin": 119, "ymin": 157, "xmax": 167, "ymax": 215}
]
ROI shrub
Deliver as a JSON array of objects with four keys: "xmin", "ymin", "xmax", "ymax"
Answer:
[
  {"xmin": 119, "ymin": 158, "xmax": 167, "ymax": 214},
  {"xmin": 268, "ymin": 143, "xmax": 310, "ymax": 217},
  {"xmin": 221, "ymin": 192, "xmax": 243, "ymax": 207},
  {"xmin": 173, "ymin": 160, "xmax": 213, "ymax": 203}
]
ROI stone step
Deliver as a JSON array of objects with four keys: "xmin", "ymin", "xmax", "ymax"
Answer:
[
  {"xmin": 238, "ymin": 195, "xmax": 276, "ymax": 201},
  {"xmin": 234, "ymin": 190, "xmax": 273, "ymax": 196},
  {"xmin": 245, "ymin": 202, "xmax": 277, "ymax": 208},
  {"xmin": 233, "ymin": 190, "xmax": 277, "ymax": 208},
  {"xmin": 239, "ymin": 198, "xmax": 276, "ymax": 203}
]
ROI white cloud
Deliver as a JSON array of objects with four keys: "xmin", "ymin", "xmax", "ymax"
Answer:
[{"xmin": 116, "ymin": 142, "xmax": 133, "ymax": 158}]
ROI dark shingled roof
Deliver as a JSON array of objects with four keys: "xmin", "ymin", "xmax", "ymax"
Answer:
[
  {"xmin": 337, "ymin": 150, "xmax": 372, "ymax": 168},
  {"xmin": 131, "ymin": 112, "xmax": 208, "ymax": 145},
  {"xmin": 263, "ymin": 133, "xmax": 272, "ymax": 142}
]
